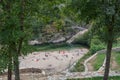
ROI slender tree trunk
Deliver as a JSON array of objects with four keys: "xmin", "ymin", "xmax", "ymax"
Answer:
[
  {"xmin": 8, "ymin": 65, "xmax": 12, "ymax": 80},
  {"xmin": 8, "ymin": 52, "xmax": 12, "ymax": 80},
  {"xmin": 103, "ymin": 37, "xmax": 113, "ymax": 80},
  {"xmin": 13, "ymin": 52, "xmax": 20, "ymax": 80},
  {"xmin": 11, "ymin": 41, "xmax": 20, "ymax": 80},
  {"xmin": 103, "ymin": 15, "xmax": 115, "ymax": 80},
  {"xmin": 103, "ymin": 18, "xmax": 114, "ymax": 79}
]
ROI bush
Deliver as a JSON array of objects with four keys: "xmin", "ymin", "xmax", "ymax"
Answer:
[
  {"xmin": 90, "ymin": 36, "xmax": 105, "ymax": 54},
  {"xmin": 70, "ymin": 52, "xmax": 91, "ymax": 72}
]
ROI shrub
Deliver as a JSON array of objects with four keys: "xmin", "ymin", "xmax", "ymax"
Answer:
[{"xmin": 90, "ymin": 36, "xmax": 105, "ymax": 54}]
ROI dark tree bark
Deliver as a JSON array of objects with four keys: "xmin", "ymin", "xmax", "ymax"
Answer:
[
  {"xmin": 12, "ymin": 41, "xmax": 20, "ymax": 80},
  {"xmin": 103, "ymin": 34, "xmax": 113, "ymax": 80},
  {"xmin": 13, "ymin": 53, "xmax": 20, "ymax": 80},
  {"xmin": 103, "ymin": 0, "xmax": 118, "ymax": 80},
  {"xmin": 8, "ymin": 65, "xmax": 12, "ymax": 80},
  {"xmin": 103, "ymin": 17, "xmax": 114, "ymax": 80},
  {"xmin": 8, "ymin": 52, "xmax": 12, "ymax": 80}
]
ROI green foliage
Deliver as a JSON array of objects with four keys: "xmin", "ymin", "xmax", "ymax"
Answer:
[
  {"xmin": 114, "ymin": 52, "xmax": 120, "ymax": 67},
  {"xmin": 92, "ymin": 53, "xmax": 105, "ymax": 71},
  {"xmin": 0, "ymin": 54, "xmax": 8, "ymax": 73},
  {"xmin": 0, "ymin": 0, "xmax": 39, "ymax": 76},
  {"xmin": 70, "ymin": 0, "xmax": 120, "ymax": 41},
  {"xmin": 109, "ymin": 52, "xmax": 120, "ymax": 71},
  {"xmin": 71, "ymin": 52, "xmax": 91, "ymax": 72},
  {"xmin": 113, "ymin": 38, "xmax": 120, "ymax": 47},
  {"xmin": 30, "ymin": 0, "xmax": 69, "ymax": 40},
  {"xmin": 90, "ymin": 36, "xmax": 105, "ymax": 54},
  {"xmin": 0, "ymin": 46, "xmax": 10, "ymax": 73}
]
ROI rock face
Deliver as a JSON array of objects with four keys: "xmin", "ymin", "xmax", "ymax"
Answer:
[
  {"xmin": 51, "ymin": 37, "xmax": 66, "ymax": 43},
  {"xmin": 29, "ymin": 26, "xmax": 87, "ymax": 45},
  {"xmin": 66, "ymin": 29, "xmax": 88, "ymax": 44},
  {"xmin": 29, "ymin": 40, "xmax": 42, "ymax": 45}
]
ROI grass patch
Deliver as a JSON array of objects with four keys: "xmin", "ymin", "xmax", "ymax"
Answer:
[
  {"xmin": 91, "ymin": 53, "xmax": 105, "ymax": 71},
  {"xmin": 114, "ymin": 52, "xmax": 120, "ymax": 65},
  {"xmin": 111, "ymin": 52, "xmax": 120, "ymax": 71},
  {"xmin": 72, "ymin": 52, "xmax": 105, "ymax": 72},
  {"xmin": 70, "ymin": 52, "xmax": 91, "ymax": 72},
  {"xmin": 89, "ymin": 52, "xmax": 120, "ymax": 71},
  {"xmin": 67, "ymin": 76, "xmax": 120, "ymax": 80},
  {"xmin": 113, "ymin": 38, "xmax": 120, "ymax": 47}
]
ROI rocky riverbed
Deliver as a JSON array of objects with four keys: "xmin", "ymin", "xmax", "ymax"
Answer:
[{"xmin": 19, "ymin": 48, "xmax": 88, "ymax": 74}]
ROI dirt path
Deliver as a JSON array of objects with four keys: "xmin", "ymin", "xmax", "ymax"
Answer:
[
  {"xmin": 84, "ymin": 52, "xmax": 98, "ymax": 72},
  {"xmin": 1, "ymin": 71, "xmax": 120, "ymax": 80},
  {"xmin": 87, "ymin": 63, "xmax": 94, "ymax": 71},
  {"xmin": 84, "ymin": 47, "xmax": 120, "ymax": 73}
]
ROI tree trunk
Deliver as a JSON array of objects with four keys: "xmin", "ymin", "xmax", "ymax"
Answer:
[
  {"xmin": 103, "ymin": 21, "xmax": 114, "ymax": 80},
  {"xmin": 11, "ymin": 42, "xmax": 20, "ymax": 80},
  {"xmin": 8, "ymin": 53, "xmax": 12, "ymax": 80},
  {"xmin": 8, "ymin": 65, "xmax": 12, "ymax": 80},
  {"xmin": 13, "ymin": 53, "xmax": 20, "ymax": 80},
  {"xmin": 103, "ymin": 37, "xmax": 113, "ymax": 80}
]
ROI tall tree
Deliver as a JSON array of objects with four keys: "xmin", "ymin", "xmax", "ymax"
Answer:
[
  {"xmin": 0, "ymin": 0, "xmax": 78, "ymax": 79},
  {"xmin": 0, "ymin": 0, "xmax": 38, "ymax": 80},
  {"xmin": 12, "ymin": 0, "xmax": 38, "ymax": 80},
  {"xmin": 13, "ymin": 0, "xmax": 24, "ymax": 80},
  {"xmin": 69, "ymin": 0, "xmax": 120, "ymax": 80},
  {"xmin": 0, "ymin": 0, "xmax": 13, "ymax": 80}
]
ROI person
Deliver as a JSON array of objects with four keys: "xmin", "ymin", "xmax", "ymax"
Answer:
[
  {"xmin": 45, "ymin": 54, "xmax": 48, "ymax": 57},
  {"xmin": 53, "ymin": 56, "xmax": 58, "ymax": 60},
  {"xmin": 66, "ymin": 55, "xmax": 68, "ymax": 58},
  {"xmin": 77, "ymin": 52, "xmax": 79, "ymax": 56},
  {"xmin": 72, "ymin": 56, "xmax": 74, "ymax": 59},
  {"xmin": 59, "ymin": 50, "xmax": 60, "ymax": 54},
  {"xmin": 43, "ymin": 58, "xmax": 46, "ymax": 60},
  {"xmin": 48, "ymin": 64, "xmax": 52, "ymax": 67},
  {"xmin": 81, "ymin": 49, "xmax": 83, "ymax": 52},
  {"xmin": 63, "ymin": 51, "xmax": 65, "ymax": 54},
  {"xmin": 36, "ymin": 59, "xmax": 39, "ymax": 62}
]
